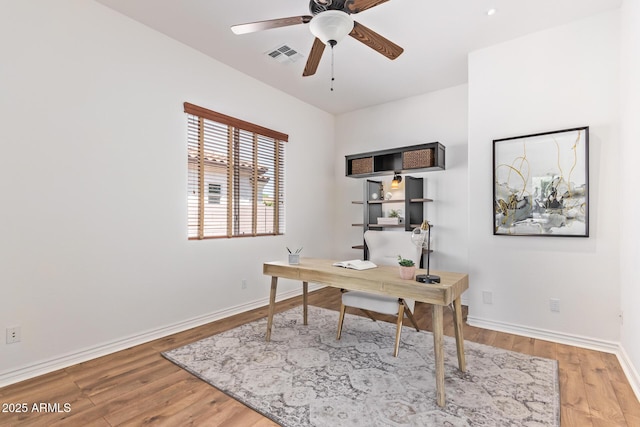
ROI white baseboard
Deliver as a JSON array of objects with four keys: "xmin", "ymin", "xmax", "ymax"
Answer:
[
  {"xmin": 617, "ymin": 346, "xmax": 640, "ymax": 401},
  {"xmin": 467, "ymin": 315, "xmax": 620, "ymax": 353},
  {"xmin": 0, "ymin": 284, "xmax": 323, "ymax": 388},
  {"xmin": 467, "ymin": 315, "xmax": 640, "ymax": 401}
]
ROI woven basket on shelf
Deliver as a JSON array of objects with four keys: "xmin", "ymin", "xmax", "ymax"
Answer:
[
  {"xmin": 351, "ymin": 157, "xmax": 373, "ymax": 175},
  {"xmin": 403, "ymin": 148, "xmax": 434, "ymax": 169}
]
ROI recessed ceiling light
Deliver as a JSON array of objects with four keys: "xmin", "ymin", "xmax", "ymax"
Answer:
[{"xmin": 487, "ymin": 8, "xmax": 497, "ymax": 16}]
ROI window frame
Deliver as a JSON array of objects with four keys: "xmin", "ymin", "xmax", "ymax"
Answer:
[{"xmin": 185, "ymin": 102, "xmax": 287, "ymax": 240}]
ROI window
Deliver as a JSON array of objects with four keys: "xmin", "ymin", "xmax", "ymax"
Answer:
[
  {"xmin": 185, "ymin": 102, "xmax": 286, "ymax": 239},
  {"xmin": 208, "ymin": 183, "xmax": 221, "ymax": 204}
]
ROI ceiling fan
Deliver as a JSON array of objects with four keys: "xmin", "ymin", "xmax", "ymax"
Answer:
[{"xmin": 231, "ymin": 0, "xmax": 403, "ymax": 77}]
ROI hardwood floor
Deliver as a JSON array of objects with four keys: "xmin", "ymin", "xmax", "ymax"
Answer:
[{"xmin": 1, "ymin": 287, "xmax": 639, "ymax": 426}]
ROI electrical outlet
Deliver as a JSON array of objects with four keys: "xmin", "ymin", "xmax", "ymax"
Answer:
[
  {"xmin": 482, "ymin": 291, "xmax": 493, "ymax": 305},
  {"xmin": 241, "ymin": 279, "xmax": 247, "ymax": 289},
  {"xmin": 549, "ymin": 299, "xmax": 560, "ymax": 313},
  {"xmin": 6, "ymin": 326, "xmax": 21, "ymax": 344}
]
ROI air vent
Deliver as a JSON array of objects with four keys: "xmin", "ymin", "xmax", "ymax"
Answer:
[{"xmin": 265, "ymin": 44, "xmax": 304, "ymax": 64}]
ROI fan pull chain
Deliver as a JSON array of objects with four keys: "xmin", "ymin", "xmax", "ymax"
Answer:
[{"xmin": 330, "ymin": 43, "xmax": 335, "ymax": 91}]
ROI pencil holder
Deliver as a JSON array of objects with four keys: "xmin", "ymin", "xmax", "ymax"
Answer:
[{"xmin": 288, "ymin": 254, "xmax": 300, "ymax": 265}]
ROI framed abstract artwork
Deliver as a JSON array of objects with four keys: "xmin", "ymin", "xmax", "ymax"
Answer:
[{"xmin": 493, "ymin": 126, "xmax": 589, "ymax": 237}]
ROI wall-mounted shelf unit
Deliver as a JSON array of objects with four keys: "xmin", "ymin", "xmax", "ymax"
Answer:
[{"xmin": 345, "ymin": 142, "xmax": 445, "ymax": 178}]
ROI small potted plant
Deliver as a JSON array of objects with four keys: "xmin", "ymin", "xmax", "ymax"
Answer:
[
  {"xmin": 378, "ymin": 209, "xmax": 401, "ymax": 225},
  {"xmin": 390, "ymin": 209, "xmax": 404, "ymax": 224},
  {"xmin": 397, "ymin": 255, "xmax": 416, "ymax": 280}
]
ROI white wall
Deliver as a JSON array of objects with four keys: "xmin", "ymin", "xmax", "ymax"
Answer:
[
  {"xmin": 334, "ymin": 85, "xmax": 469, "ymax": 275},
  {"xmin": 467, "ymin": 12, "xmax": 621, "ymax": 345},
  {"xmin": 619, "ymin": 0, "xmax": 640, "ymax": 395},
  {"xmin": 0, "ymin": 0, "xmax": 335, "ymax": 384}
]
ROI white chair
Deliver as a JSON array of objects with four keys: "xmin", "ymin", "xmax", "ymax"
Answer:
[{"xmin": 336, "ymin": 230, "xmax": 422, "ymax": 357}]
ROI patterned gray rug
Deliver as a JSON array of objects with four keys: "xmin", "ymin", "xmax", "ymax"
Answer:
[{"xmin": 162, "ymin": 306, "xmax": 559, "ymax": 426}]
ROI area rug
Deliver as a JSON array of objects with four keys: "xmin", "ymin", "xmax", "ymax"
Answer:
[{"xmin": 162, "ymin": 306, "xmax": 560, "ymax": 426}]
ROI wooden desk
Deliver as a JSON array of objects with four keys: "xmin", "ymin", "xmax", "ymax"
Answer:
[{"xmin": 263, "ymin": 258, "xmax": 469, "ymax": 408}]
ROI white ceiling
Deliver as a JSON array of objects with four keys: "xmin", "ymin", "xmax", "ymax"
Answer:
[{"xmin": 95, "ymin": 0, "xmax": 621, "ymax": 115}]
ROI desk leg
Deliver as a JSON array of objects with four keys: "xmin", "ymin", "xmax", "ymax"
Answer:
[
  {"xmin": 266, "ymin": 276, "xmax": 278, "ymax": 342},
  {"xmin": 452, "ymin": 297, "xmax": 466, "ymax": 372},
  {"xmin": 302, "ymin": 281, "xmax": 308, "ymax": 325},
  {"xmin": 432, "ymin": 304, "xmax": 445, "ymax": 407}
]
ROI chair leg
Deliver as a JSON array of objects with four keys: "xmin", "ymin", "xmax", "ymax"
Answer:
[
  {"xmin": 403, "ymin": 299, "xmax": 420, "ymax": 332},
  {"xmin": 337, "ymin": 303, "xmax": 347, "ymax": 340},
  {"xmin": 393, "ymin": 303, "xmax": 406, "ymax": 357}
]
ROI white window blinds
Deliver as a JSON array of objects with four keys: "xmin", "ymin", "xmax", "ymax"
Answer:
[{"xmin": 185, "ymin": 102, "xmax": 286, "ymax": 239}]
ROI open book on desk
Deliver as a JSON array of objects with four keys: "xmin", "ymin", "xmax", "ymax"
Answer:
[{"xmin": 332, "ymin": 259, "xmax": 377, "ymax": 270}]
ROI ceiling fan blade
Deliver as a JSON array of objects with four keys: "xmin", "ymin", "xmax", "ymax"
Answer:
[
  {"xmin": 231, "ymin": 15, "xmax": 312, "ymax": 35},
  {"xmin": 349, "ymin": 21, "xmax": 403, "ymax": 60},
  {"xmin": 344, "ymin": 0, "xmax": 389, "ymax": 14},
  {"xmin": 303, "ymin": 37, "xmax": 326, "ymax": 77}
]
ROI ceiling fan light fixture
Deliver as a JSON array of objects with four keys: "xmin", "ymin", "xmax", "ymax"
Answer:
[{"xmin": 309, "ymin": 10, "xmax": 354, "ymax": 45}]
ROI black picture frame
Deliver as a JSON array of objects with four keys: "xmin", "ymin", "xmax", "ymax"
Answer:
[{"xmin": 493, "ymin": 126, "xmax": 589, "ymax": 237}]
